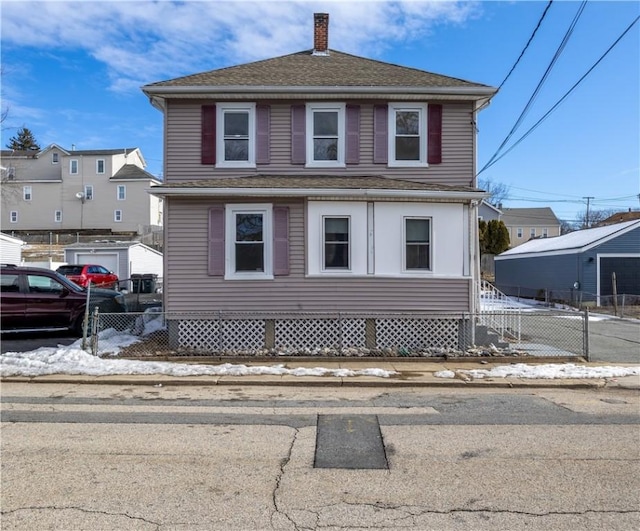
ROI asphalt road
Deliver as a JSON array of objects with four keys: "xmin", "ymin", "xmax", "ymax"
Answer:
[{"xmin": 2, "ymin": 383, "xmax": 639, "ymax": 530}]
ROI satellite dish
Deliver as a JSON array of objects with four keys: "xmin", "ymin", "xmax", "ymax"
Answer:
[{"xmin": 75, "ymin": 192, "xmax": 84, "ymax": 199}]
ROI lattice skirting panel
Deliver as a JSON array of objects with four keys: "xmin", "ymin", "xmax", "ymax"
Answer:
[{"xmin": 170, "ymin": 316, "xmax": 461, "ymax": 353}]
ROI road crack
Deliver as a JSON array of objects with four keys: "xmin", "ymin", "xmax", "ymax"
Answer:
[
  {"xmin": 270, "ymin": 426, "xmax": 301, "ymax": 530},
  {"xmin": 1, "ymin": 506, "xmax": 161, "ymax": 528}
]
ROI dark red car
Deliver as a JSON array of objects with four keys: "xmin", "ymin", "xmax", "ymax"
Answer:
[{"xmin": 56, "ymin": 264, "xmax": 119, "ymax": 289}]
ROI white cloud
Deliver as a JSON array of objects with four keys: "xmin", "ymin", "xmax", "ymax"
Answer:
[{"xmin": 1, "ymin": 1, "xmax": 481, "ymax": 92}]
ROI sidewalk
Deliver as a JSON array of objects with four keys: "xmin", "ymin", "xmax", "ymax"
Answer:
[{"xmin": 3, "ymin": 357, "xmax": 639, "ymax": 390}]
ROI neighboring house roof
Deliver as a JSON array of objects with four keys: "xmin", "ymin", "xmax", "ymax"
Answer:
[
  {"xmin": 501, "ymin": 207, "xmax": 560, "ymax": 227},
  {"xmin": 149, "ymin": 175, "xmax": 484, "ymax": 199},
  {"xmin": 64, "ymin": 241, "xmax": 162, "ymax": 255},
  {"xmin": 142, "ymin": 49, "xmax": 496, "ymax": 102},
  {"xmin": 496, "ymin": 220, "xmax": 640, "ymax": 258},
  {"xmin": 598, "ymin": 211, "xmax": 640, "ymax": 226},
  {"xmin": 111, "ymin": 164, "xmax": 161, "ymax": 182},
  {"xmin": 0, "ymin": 232, "xmax": 25, "ymax": 245},
  {"xmin": 479, "ymin": 200, "xmax": 502, "ymax": 215}
]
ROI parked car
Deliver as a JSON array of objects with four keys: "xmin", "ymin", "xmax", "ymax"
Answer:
[
  {"xmin": 1, "ymin": 264, "xmax": 126, "ymax": 335},
  {"xmin": 56, "ymin": 264, "xmax": 119, "ymax": 289}
]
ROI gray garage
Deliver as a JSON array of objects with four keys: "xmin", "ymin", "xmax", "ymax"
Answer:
[{"xmin": 495, "ymin": 220, "xmax": 639, "ymax": 305}]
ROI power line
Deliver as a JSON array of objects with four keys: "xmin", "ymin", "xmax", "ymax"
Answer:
[
  {"xmin": 479, "ymin": 1, "xmax": 588, "ymax": 175},
  {"xmin": 480, "ymin": 14, "xmax": 640, "ymax": 173}
]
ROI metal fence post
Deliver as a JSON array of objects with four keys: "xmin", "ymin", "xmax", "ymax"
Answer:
[
  {"xmin": 583, "ymin": 308, "xmax": 590, "ymax": 361},
  {"xmin": 91, "ymin": 307, "xmax": 99, "ymax": 356}
]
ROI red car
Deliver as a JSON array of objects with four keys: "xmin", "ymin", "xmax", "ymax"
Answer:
[{"xmin": 56, "ymin": 264, "xmax": 119, "ymax": 290}]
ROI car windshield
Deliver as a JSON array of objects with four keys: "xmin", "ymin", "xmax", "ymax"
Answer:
[{"xmin": 57, "ymin": 265, "xmax": 84, "ymax": 275}]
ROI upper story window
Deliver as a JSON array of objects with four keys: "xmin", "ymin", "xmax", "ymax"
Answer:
[
  {"xmin": 323, "ymin": 217, "xmax": 350, "ymax": 270},
  {"xmin": 96, "ymin": 159, "xmax": 105, "ymax": 174},
  {"xmin": 117, "ymin": 185, "xmax": 126, "ymax": 200},
  {"xmin": 388, "ymin": 103, "xmax": 427, "ymax": 167},
  {"xmin": 70, "ymin": 159, "xmax": 78, "ymax": 174},
  {"xmin": 23, "ymin": 186, "xmax": 32, "ymax": 201},
  {"xmin": 54, "ymin": 210, "xmax": 62, "ymax": 223},
  {"xmin": 10, "ymin": 211, "xmax": 18, "ymax": 223},
  {"xmin": 530, "ymin": 228, "xmax": 536, "ymax": 238},
  {"xmin": 84, "ymin": 185, "xmax": 94, "ymax": 200},
  {"xmin": 306, "ymin": 103, "xmax": 345, "ymax": 167},
  {"xmin": 114, "ymin": 210, "xmax": 123, "ymax": 222},
  {"xmin": 517, "ymin": 228, "xmax": 523, "ymax": 238},
  {"xmin": 216, "ymin": 103, "xmax": 255, "ymax": 168},
  {"xmin": 404, "ymin": 218, "xmax": 431, "ymax": 271},
  {"xmin": 52, "ymin": 153, "xmax": 59, "ymax": 164},
  {"xmin": 543, "ymin": 228, "xmax": 549, "ymax": 238}
]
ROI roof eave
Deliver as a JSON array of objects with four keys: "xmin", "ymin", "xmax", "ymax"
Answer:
[{"xmin": 147, "ymin": 187, "xmax": 487, "ymax": 201}]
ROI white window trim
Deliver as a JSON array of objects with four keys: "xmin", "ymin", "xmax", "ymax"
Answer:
[
  {"xmin": 530, "ymin": 228, "xmax": 536, "ymax": 238},
  {"xmin": 224, "ymin": 203, "xmax": 273, "ymax": 280},
  {"xmin": 23, "ymin": 186, "xmax": 32, "ymax": 201},
  {"xmin": 402, "ymin": 216, "xmax": 432, "ymax": 273},
  {"xmin": 52, "ymin": 153, "xmax": 59, "ymax": 164},
  {"xmin": 84, "ymin": 185, "xmax": 94, "ymax": 200},
  {"xmin": 70, "ymin": 159, "xmax": 78, "ymax": 174},
  {"xmin": 54, "ymin": 210, "xmax": 62, "ymax": 223},
  {"xmin": 517, "ymin": 228, "xmax": 523, "ymax": 238},
  {"xmin": 117, "ymin": 185, "xmax": 126, "ymax": 200},
  {"xmin": 322, "ymin": 216, "xmax": 351, "ymax": 272},
  {"xmin": 216, "ymin": 102, "xmax": 256, "ymax": 168},
  {"xmin": 387, "ymin": 102, "xmax": 428, "ymax": 167},
  {"xmin": 10, "ymin": 211, "xmax": 18, "ymax": 223},
  {"xmin": 114, "ymin": 210, "xmax": 122, "ymax": 222},
  {"xmin": 305, "ymin": 102, "xmax": 346, "ymax": 168},
  {"xmin": 96, "ymin": 159, "xmax": 105, "ymax": 174}
]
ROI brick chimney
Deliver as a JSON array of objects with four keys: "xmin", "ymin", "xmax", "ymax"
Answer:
[{"xmin": 313, "ymin": 13, "xmax": 329, "ymax": 55}]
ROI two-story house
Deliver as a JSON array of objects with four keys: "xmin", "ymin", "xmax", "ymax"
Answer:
[
  {"xmin": 1, "ymin": 144, "xmax": 163, "ymax": 235},
  {"xmin": 142, "ymin": 13, "xmax": 497, "ymax": 353},
  {"xmin": 501, "ymin": 207, "xmax": 561, "ymax": 248}
]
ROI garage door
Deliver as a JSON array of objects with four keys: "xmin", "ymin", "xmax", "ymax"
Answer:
[
  {"xmin": 76, "ymin": 253, "xmax": 120, "ymax": 277},
  {"xmin": 599, "ymin": 257, "xmax": 640, "ymax": 296}
]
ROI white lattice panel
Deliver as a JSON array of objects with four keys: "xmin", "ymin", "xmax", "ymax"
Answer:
[
  {"xmin": 275, "ymin": 319, "xmax": 340, "ymax": 349},
  {"xmin": 376, "ymin": 318, "xmax": 459, "ymax": 350},
  {"xmin": 179, "ymin": 319, "xmax": 219, "ymax": 351},
  {"xmin": 342, "ymin": 319, "xmax": 367, "ymax": 347},
  {"xmin": 221, "ymin": 319, "xmax": 265, "ymax": 350}
]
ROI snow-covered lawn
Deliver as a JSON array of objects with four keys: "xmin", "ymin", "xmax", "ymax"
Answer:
[{"xmin": 435, "ymin": 364, "xmax": 640, "ymax": 380}]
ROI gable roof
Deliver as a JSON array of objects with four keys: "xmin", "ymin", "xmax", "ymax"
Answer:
[
  {"xmin": 111, "ymin": 164, "xmax": 161, "ymax": 182},
  {"xmin": 496, "ymin": 220, "xmax": 640, "ymax": 259},
  {"xmin": 142, "ymin": 49, "xmax": 496, "ymax": 104},
  {"xmin": 598, "ymin": 211, "xmax": 640, "ymax": 225},
  {"xmin": 501, "ymin": 207, "xmax": 560, "ymax": 227}
]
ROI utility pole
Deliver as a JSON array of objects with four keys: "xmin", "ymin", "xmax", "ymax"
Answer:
[{"xmin": 583, "ymin": 196, "xmax": 594, "ymax": 228}]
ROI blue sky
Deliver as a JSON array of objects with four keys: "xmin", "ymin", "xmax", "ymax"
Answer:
[{"xmin": 2, "ymin": 0, "xmax": 638, "ymax": 224}]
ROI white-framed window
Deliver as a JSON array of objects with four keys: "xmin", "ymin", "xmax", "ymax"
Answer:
[
  {"xmin": 117, "ymin": 185, "xmax": 126, "ymax": 200},
  {"xmin": 225, "ymin": 204, "xmax": 273, "ymax": 280},
  {"xmin": 388, "ymin": 103, "xmax": 427, "ymax": 166},
  {"xmin": 323, "ymin": 216, "xmax": 350, "ymax": 270},
  {"xmin": 52, "ymin": 153, "xmax": 59, "ymax": 164},
  {"xmin": 96, "ymin": 159, "xmax": 105, "ymax": 174},
  {"xmin": 70, "ymin": 159, "xmax": 78, "ymax": 174},
  {"xmin": 10, "ymin": 211, "xmax": 18, "ymax": 223},
  {"xmin": 23, "ymin": 186, "xmax": 32, "ymax": 201},
  {"xmin": 216, "ymin": 103, "xmax": 256, "ymax": 168},
  {"xmin": 404, "ymin": 217, "xmax": 431, "ymax": 271},
  {"xmin": 543, "ymin": 228, "xmax": 548, "ymax": 238},
  {"xmin": 114, "ymin": 210, "xmax": 122, "ymax": 222},
  {"xmin": 306, "ymin": 103, "xmax": 345, "ymax": 167},
  {"xmin": 517, "ymin": 228, "xmax": 523, "ymax": 238},
  {"xmin": 54, "ymin": 210, "xmax": 62, "ymax": 223},
  {"xmin": 84, "ymin": 185, "xmax": 93, "ymax": 200},
  {"xmin": 530, "ymin": 228, "xmax": 536, "ymax": 238}
]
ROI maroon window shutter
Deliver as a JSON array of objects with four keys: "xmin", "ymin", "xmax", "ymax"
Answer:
[
  {"xmin": 291, "ymin": 105, "xmax": 306, "ymax": 164},
  {"xmin": 201, "ymin": 105, "xmax": 216, "ymax": 165},
  {"xmin": 208, "ymin": 205, "xmax": 225, "ymax": 276},
  {"xmin": 273, "ymin": 206, "xmax": 290, "ymax": 276},
  {"xmin": 428, "ymin": 104, "xmax": 443, "ymax": 165},
  {"xmin": 345, "ymin": 105, "xmax": 360, "ymax": 164},
  {"xmin": 256, "ymin": 105, "xmax": 271, "ymax": 164},
  {"xmin": 373, "ymin": 105, "xmax": 388, "ymax": 164}
]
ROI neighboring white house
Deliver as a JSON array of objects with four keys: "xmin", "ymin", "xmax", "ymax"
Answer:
[
  {"xmin": 62, "ymin": 241, "xmax": 163, "ymax": 289},
  {"xmin": 1, "ymin": 145, "xmax": 163, "ymax": 234},
  {"xmin": 0, "ymin": 232, "xmax": 24, "ymax": 264}
]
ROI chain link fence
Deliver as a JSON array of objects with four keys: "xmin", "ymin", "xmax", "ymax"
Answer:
[{"xmin": 89, "ymin": 309, "xmax": 588, "ymax": 360}]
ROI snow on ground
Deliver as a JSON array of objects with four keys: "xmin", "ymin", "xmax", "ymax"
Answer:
[{"xmin": 435, "ymin": 364, "xmax": 640, "ymax": 380}]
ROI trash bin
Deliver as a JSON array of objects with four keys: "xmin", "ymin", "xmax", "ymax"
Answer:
[{"xmin": 131, "ymin": 274, "xmax": 158, "ymax": 294}]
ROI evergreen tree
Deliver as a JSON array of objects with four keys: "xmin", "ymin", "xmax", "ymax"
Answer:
[
  {"xmin": 479, "ymin": 219, "xmax": 510, "ymax": 255},
  {"xmin": 6, "ymin": 126, "xmax": 41, "ymax": 151}
]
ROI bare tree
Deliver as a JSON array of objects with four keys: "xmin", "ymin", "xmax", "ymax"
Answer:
[
  {"xmin": 478, "ymin": 177, "xmax": 509, "ymax": 207},
  {"xmin": 576, "ymin": 209, "xmax": 618, "ymax": 229}
]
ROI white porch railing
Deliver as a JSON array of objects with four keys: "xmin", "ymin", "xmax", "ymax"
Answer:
[{"xmin": 479, "ymin": 280, "xmax": 521, "ymax": 341}]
